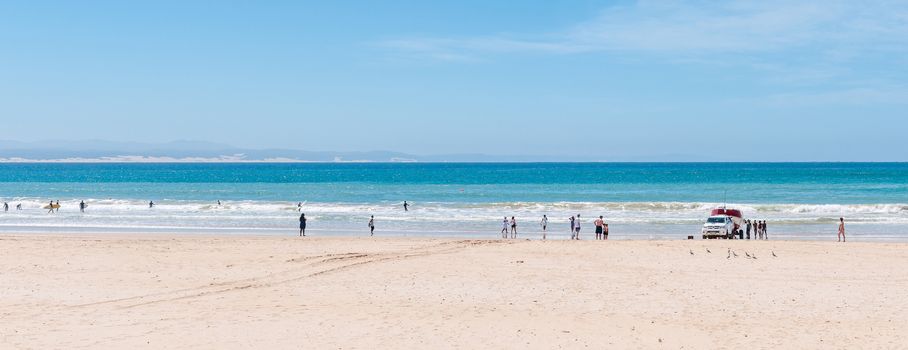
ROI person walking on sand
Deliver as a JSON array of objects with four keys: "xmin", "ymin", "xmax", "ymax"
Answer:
[
  {"xmin": 510, "ymin": 216, "xmax": 518, "ymax": 239},
  {"xmin": 299, "ymin": 213, "xmax": 307, "ymax": 236},
  {"xmin": 574, "ymin": 214, "xmax": 582, "ymax": 240},
  {"xmin": 594, "ymin": 216, "xmax": 604, "ymax": 240},
  {"xmin": 838, "ymin": 217, "xmax": 846, "ymax": 242},
  {"xmin": 745, "ymin": 220, "xmax": 752, "ymax": 240},
  {"xmin": 540, "ymin": 215, "xmax": 548, "ymax": 240},
  {"xmin": 403, "ymin": 201, "xmax": 409, "ymax": 212},
  {"xmin": 368, "ymin": 215, "xmax": 375, "ymax": 236},
  {"xmin": 501, "ymin": 217, "xmax": 509, "ymax": 238}
]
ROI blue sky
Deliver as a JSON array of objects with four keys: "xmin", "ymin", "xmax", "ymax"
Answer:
[{"xmin": 1, "ymin": 0, "xmax": 907, "ymax": 160}]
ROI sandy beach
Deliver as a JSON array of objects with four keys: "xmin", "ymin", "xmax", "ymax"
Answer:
[{"xmin": 1, "ymin": 234, "xmax": 906, "ymax": 349}]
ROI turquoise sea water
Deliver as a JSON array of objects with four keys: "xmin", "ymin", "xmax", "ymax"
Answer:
[{"xmin": 0, "ymin": 163, "xmax": 906, "ymax": 240}]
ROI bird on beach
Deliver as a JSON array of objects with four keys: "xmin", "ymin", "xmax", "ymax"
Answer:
[
  {"xmin": 732, "ymin": 250, "xmax": 738, "ymax": 258},
  {"xmin": 752, "ymin": 253, "xmax": 758, "ymax": 259},
  {"xmin": 727, "ymin": 248, "xmax": 731, "ymax": 259},
  {"xmin": 772, "ymin": 251, "xmax": 778, "ymax": 257},
  {"xmin": 745, "ymin": 252, "xmax": 752, "ymax": 258},
  {"xmin": 689, "ymin": 249, "xmax": 694, "ymax": 255},
  {"xmin": 706, "ymin": 248, "xmax": 712, "ymax": 254}
]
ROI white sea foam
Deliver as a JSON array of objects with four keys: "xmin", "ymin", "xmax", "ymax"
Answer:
[{"xmin": 1, "ymin": 198, "xmax": 906, "ymax": 238}]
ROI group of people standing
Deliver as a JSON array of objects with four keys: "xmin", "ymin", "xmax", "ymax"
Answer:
[
  {"xmin": 745, "ymin": 219, "xmax": 768, "ymax": 240},
  {"xmin": 500, "ymin": 214, "xmax": 609, "ymax": 240}
]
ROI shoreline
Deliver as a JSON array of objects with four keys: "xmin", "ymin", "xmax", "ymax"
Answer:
[{"xmin": 0, "ymin": 229, "xmax": 895, "ymax": 242}]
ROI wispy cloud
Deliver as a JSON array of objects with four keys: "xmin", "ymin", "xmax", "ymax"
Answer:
[
  {"xmin": 377, "ymin": 1, "xmax": 908, "ymax": 59},
  {"xmin": 375, "ymin": 1, "xmax": 908, "ymax": 105}
]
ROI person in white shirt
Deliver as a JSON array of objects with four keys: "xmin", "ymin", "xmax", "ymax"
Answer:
[
  {"xmin": 501, "ymin": 217, "xmax": 509, "ymax": 238},
  {"xmin": 574, "ymin": 214, "xmax": 582, "ymax": 239},
  {"xmin": 540, "ymin": 215, "xmax": 548, "ymax": 240}
]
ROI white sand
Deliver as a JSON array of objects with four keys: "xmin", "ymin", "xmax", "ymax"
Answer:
[{"xmin": 1, "ymin": 234, "xmax": 906, "ymax": 349}]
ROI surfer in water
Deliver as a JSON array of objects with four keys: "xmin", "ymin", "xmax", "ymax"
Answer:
[
  {"xmin": 299, "ymin": 213, "xmax": 307, "ymax": 237},
  {"xmin": 403, "ymin": 201, "xmax": 409, "ymax": 212},
  {"xmin": 3, "ymin": 202, "xmax": 7, "ymax": 212},
  {"xmin": 16, "ymin": 203, "xmax": 22, "ymax": 210},
  {"xmin": 79, "ymin": 200, "xmax": 86, "ymax": 213},
  {"xmin": 47, "ymin": 201, "xmax": 55, "ymax": 214},
  {"xmin": 297, "ymin": 202, "xmax": 302, "ymax": 212},
  {"xmin": 149, "ymin": 201, "xmax": 155, "ymax": 208}
]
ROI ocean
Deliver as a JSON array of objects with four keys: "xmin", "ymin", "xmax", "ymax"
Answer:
[{"xmin": 1, "ymin": 163, "xmax": 906, "ymax": 240}]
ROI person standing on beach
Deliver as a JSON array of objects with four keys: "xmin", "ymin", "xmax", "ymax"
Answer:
[
  {"xmin": 299, "ymin": 213, "xmax": 307, "ymax": 237},
  {"xmin": 762, "ymin": 221, "xmax": 768, "ymax": 240},
  {"xmin": 501, "ymin": 217, "xmax": 509, "ymax": 238},
  {"xmin": 745, "ymin": 220, "xmax": 752, "ymax": 240},
  {"xmin": 540, "ymin": 215, "xmax": 548, "ymax": 240},
  {"xmin": 594, "ymin": 216, "xmax": 604, "ymax": 240},
  {"xmin": 603, "ymin": 223, "xmax": 609, "ymax": 240},
  {"xmin": 510, "ymin": 216, "xmax": 517, "ymax": 239},
  {"xmin": 574, "ymin": 214, "xmax": 582, "ymax": 240},
  {"xmin": 403, "ymin": 201, "xmax": 409, "ymax": 212},
  {"xmin": 838, "ymin": 217, "xmax": 846, "ymax": 242},
  {"xmin": 571, "ymin": 216, "xmax": 577, "ymax": 240},
  {"xmin": 368, "ymin": 215, "xmax": 375, "ymax": 236}
]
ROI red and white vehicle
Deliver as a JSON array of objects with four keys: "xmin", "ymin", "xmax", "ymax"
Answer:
[{"xmin": 701, "ymin": 207, "xmax": 745, "ymax": 239}]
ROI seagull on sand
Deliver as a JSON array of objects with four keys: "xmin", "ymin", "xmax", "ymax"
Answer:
[
  {"xmin": 689, "ymin": 249, "xmax": 694, "ymax": 255},
  {"xmin": 732, "ymin": 250, "xmax": 738, "ymax": 258},
  {"xmin": 727, "ymin": 248, "xmax": 731, "ymax": 259},
  {"xmin": 706, "ymin": 248, "xmax": 712, "ymax": 254},
  {"xmin": 772, "ymin": 251, "xmax": 778, "ymax": 257}
]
